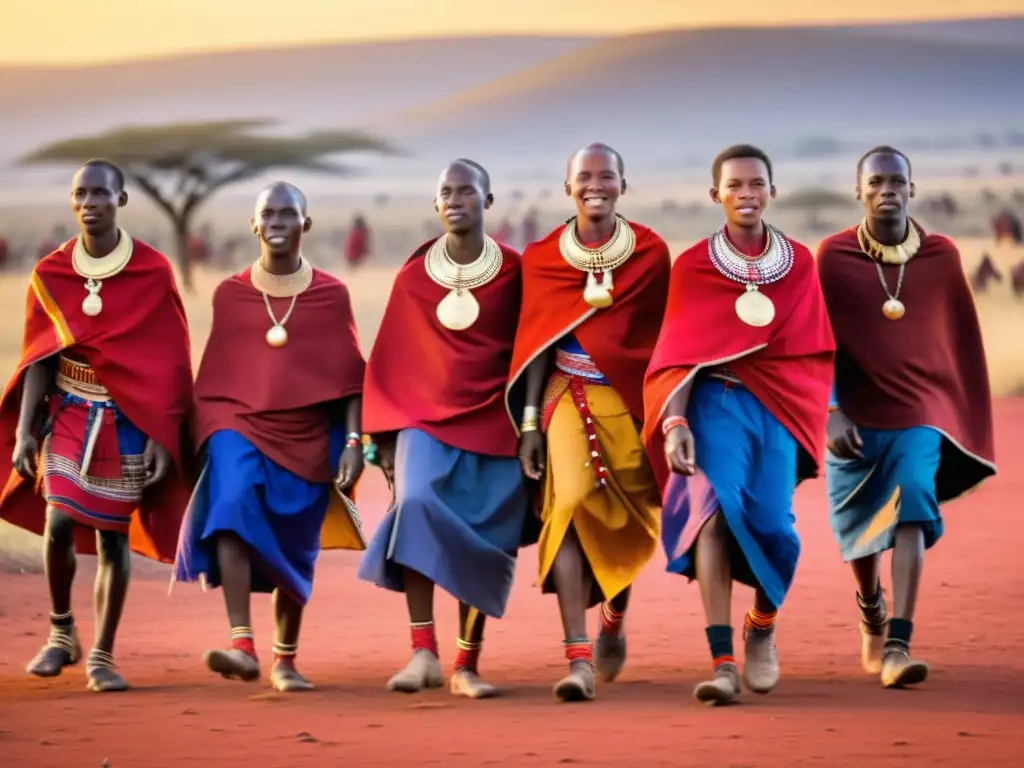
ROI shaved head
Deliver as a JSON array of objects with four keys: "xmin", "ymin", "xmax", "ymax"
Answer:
[
  {"xmin": 448, "ymin": 158, "xmax": 491, "ymax": 195},
  {"xmin": 255, "ymin": 181, "xmax": 307, "ymax": 216},
  {"xmin": 567, "ymin": 143, "xmax": 625, "ymax": 179}
]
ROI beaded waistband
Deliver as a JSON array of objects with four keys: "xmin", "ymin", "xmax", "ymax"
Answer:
[
  {"xmin": 554, "ymin": 349, "xmax": 607, "ymax": 382},
  {"xmin": 56, "ymin": 356, "xmax": 109, "ymax": 401}
]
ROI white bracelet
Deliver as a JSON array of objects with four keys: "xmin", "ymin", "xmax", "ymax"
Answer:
[{"xmin": 523, "ymin": 405, "xmax": 539, "ymax": 422}]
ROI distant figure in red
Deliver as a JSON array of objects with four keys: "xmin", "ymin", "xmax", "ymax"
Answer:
[
  {"xmin": 344, "ymin": 214, "xmax": 371, "ymax": 269},
  {"xmin": 188, "ymin": 225, "xmax": 212, "ymax": 266},
  {"xmin": 992, "ymin": 209, "xmax": 1022, "ymax": 245},
  {"xmin": 521, "ymin": 208, "xmax": 539, "ymax": 248},
  {"xmin": 1011, "ymin": 259, "xmax": 1024, "ymax": 298},
  {"xmin": 38, "ymin": 225, "xmax": 69, "ymax": 261},
  {"xmin": 970, "ymin": 253, "xmax": 1003, "ymax": 294},
  {"xmin": 0, "ymin": 235, "xmax": 9, "ymax": 270},
  {"xmin": 491, "ymin": 217, "xmax": 514, "ymax": 245}
]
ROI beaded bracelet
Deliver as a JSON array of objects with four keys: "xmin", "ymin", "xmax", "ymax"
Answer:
[
  {"xmin": 346, "ymin": 431, "xmax": 361, "ymax": 448},
  {"xmin": 363, "ymin": 440, "xmax": 379, "ymax": 465},
  {"xmin": 661, "ymin": 415, "xmax": 689, "ymax": 436}
]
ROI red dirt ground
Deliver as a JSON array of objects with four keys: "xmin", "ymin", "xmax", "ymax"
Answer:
[{"xmin": 1, "ymin": 400, "xmax": 1022, "ymax": 768}]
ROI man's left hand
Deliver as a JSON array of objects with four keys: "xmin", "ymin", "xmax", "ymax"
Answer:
[{"xmin": 142, "ymin": 439, "xmax": 172, "ymax": 489}]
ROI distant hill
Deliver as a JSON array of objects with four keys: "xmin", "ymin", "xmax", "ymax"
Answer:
[
  {"xmin": 373, "ymin": 20, "xmax": 1024, "ymax": 180},
  {"xmin": 1, "ymin": 19, "xmax": 1022, "ymax": 194},
  {"xmin": 0, "ymin": 35, "xmax": 599, "ymax": 171}
]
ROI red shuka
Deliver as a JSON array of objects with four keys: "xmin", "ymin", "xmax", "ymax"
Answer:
[
  {"xmin": 506, "ymin": 221, "xmax": 671, "ymax": 424},
  {"xmin": 193, "ymin": 267, "xmax": 366, "ymax": 483},
  {"xmin": 362, "ymin": 241, "xmax": 523, "ymax": 457},
  {"xmin": 817, "ymin": 225, "xmax": 996, "ymax": 498},
  {"xmin": 0, "ymin": 238, "xmax": 194, "ymax": 562},
  {"xmin": 643, "ymin": 234, "xmax": 836, "ymax": 486}
]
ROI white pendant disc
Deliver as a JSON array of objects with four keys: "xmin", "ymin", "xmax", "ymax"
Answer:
[
  {"xmin": 266, "ymin": 324, "xmax": 289, "ymax": 347},
  {"xmin": 735, "ymin": 286, "xmax": 775, "ymax": 327},
  {"xmin": 882, "ymin": 298, "xmax": 906, "ymax": 321},
  {"xmin": 583, "ymin": 271, "xmax": 613, "ymax": 309},
  {"xmin": 436, "ymin": 290, "xmax": 480, "ymax": 331},
  {"xmin": 82, "ymin": 293, "xmax": 103, "ymax": 317}
]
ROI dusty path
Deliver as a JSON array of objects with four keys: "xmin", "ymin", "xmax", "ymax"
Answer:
[{"xmin": 1, "ymin": 400, "xmax": 1022, "ymax": 767}]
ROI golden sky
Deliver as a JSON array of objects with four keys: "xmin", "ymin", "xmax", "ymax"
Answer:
[{"xmin": 4, "ymin": 0, "xmax": 1022, "ymax": 66}]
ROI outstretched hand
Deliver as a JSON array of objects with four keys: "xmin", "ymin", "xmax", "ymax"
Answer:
[
  {"xmin": 142, "ymin": 438, "xmax": 171, "ymax": 489},
  {"xmin": 826, "ymin": 410, "xmax": 863, "ymax": 460},
  {"xmin": 335, "ymin": 444, "xmax": 365, "ymax": 492},
  {"xmin": 518, "ymin": 430, "xmax": 546, "ymax": 482},
  {"xmin": 12, "ymin": 433, "xmax": 40, "ymax": 481},
  {"xmin": 664, "ymin": 425, "xmax": 696, "ymax": 476}
]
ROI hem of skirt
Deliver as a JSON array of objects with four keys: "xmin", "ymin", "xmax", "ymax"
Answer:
[
  {"xmin": 838, "ymin": 515, "xmax": 943, "ymax": 562},
  {"xmin": 383, "ymin": 551, "xmax": 512, "ymax": 619},
  {"xmin": 198, "ymin": 525, "xmax": 311, "ymax": 606},
  {"xmin": 48, "ymin": 496, "xmax": 133, "ymax": 535}
]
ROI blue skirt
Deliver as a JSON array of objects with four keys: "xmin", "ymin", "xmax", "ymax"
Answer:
[
  {"xmin": 827, "ymin": 426, "xmax": 943, "ymax": 561},
  {"xmin": 173, "ymin": 429, "xmax": 335, "ymax": 605},
  {"xmin": 661, "ymin": 380, "xmax": 800, "ymax": 609},
  {"xmin": 357, "ymin": 428, "xmax": 528, "ymax": 618}
]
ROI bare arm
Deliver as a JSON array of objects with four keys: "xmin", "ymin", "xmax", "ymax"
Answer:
[
  {"xmin": 343, "ymin": 394, "xmax": 363, "ymax": 436},
  {"xmin": 663, "ymin": 377, "xmax": 694, "ymax": 423},
  {"xmin": 17, "ymin": 358, "xmax": 55, "ymax": 438},
  {"xmin": 522, "ymin": 351, "xmax": 551, "ymax": 411}
]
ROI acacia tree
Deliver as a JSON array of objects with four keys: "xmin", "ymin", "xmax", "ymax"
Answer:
[{"xmin": 20, "ymin": 120, "xmax": 398, "ymax": 290}]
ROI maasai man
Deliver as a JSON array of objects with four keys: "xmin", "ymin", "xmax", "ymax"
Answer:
[
  {"xmin": 642, "ymin": 145, "xmax": 835, "ymax": 706},
  {"xmin": 174, "ymin": 182, "xmax": 367, "ymax": 692},
  {"xmin": 0, "ymin": 159, "xmax": 194, "ymax": 692},
  {"xmin": 359, "ymin": 160, "xmax": 527, "ymax": 699},
  {"xmin": 508, "ymin": 143, "xmax": 670, "ymax": 702},
  {"xmin": 817, "ymin": 147, "xmax": 996, "ymax": 688}
]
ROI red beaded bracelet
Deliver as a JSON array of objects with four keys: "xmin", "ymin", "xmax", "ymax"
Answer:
[{"xmin": 661, "ymin": 415, "xmax": 689, "ymax": 436}]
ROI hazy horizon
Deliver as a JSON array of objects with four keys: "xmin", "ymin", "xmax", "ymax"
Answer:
[{"xmin": 3, "ymin": 0, "xmax": 1022, "ymax": 66}]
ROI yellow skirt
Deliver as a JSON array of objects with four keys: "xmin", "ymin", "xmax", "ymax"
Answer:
[{"xmin": 537, "ymin": 383, "xmax": 661, "ymax": 604}]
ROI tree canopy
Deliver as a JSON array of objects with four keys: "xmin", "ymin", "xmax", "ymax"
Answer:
[{"xmin": 20, "ymin": 119, "xmax": 399, "ymax": 288}]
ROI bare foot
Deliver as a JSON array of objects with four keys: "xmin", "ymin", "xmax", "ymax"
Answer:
[
  {"xmin": 86, "ymin": 651, "xmax": 129, "ymax": 692},
  {"xmin": 594, "ymin": 631, "xmax": 627, "ymax": 683},
  {"xmin": 26, "ymin": 626, "xmax": 81, "ymax": 678},
  {"xmin": 450, "ymin": 669, "xmax": 499, "ymax": 699},
  {"xmin": 743, "ymin": 624, "xmax": 780, "ymax": 694},
  {"xmin": 881, "ymin": 649, "xmax": 929, "ymax": 689},
  {"xmin": 271, "ymin": 662, "xmax": 314, "ymax": 692},
  {"xmin": 694, "ymin": 662, "xmax": 741, "ymax": 706},
  {"xmin": 553, "ymin": 659, "xmax": 596, "ymax": 702},
  {"xmin": 205, "ymin": 648, "xmax": 260, "ymax": 682},
  {"xmin": 387, "ymin": 649, "xmax": 444, "ymax": 693}
]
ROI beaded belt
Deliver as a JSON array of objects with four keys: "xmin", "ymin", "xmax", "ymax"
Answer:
[
  {"xmin": 56, "ymin": 356, "xmax": 109, "ymax": 402},
  {"xmin": 543, "ymin": 371, "xmax": 609, "ymax": 490},
  {"xmin": 554, "ymin": 349, "xmax": 607, "ymax": 382}
]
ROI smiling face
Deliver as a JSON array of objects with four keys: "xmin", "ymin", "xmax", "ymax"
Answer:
[
  {"xmin": 70, "ymin": 164, "xmax": 126, "ymax": 237},
  {"xmin": 251, "ymin": 183, "xmax": 310, "ymax": 256},
  {"xmin": 857, "ymin": 152, "xmax": 914, "ymax": 223},
  {"xmin": 435, "ymin": 162, "xmax": 491, "ymax": 235},
  {"xmin": 711, "ymin": 157, "xmax": 775, "ymax": 229},
  {"xmin": 566, "ymin": 147, "xmax": 625, "ymax": 222}
]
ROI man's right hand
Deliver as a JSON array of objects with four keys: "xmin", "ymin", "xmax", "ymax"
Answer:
[
  {"xmin": 12, "ymin": 433, "xmax": 40, "ymax": 480},
  {"xmin": 518, "ymin": 430, "xmax": 546, "ymax": 482},
  {"xmin": 664, "ymin": 425, "xmax": 696, "ymax": 476},
  {"xmin": 826, "ymin": 409, "xmax": 863, "ymax": 460},
  {"xmin": 377, "ymin": 441, "xmax": 396, "ymax": 489}
]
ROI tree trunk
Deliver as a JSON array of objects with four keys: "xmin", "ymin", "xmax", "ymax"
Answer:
[{"xmin": 173, "ymin": 217, "xmax": 195, "ymax": 293}]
